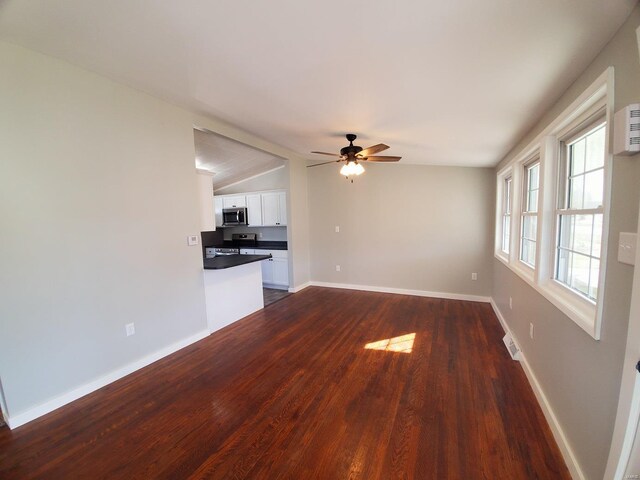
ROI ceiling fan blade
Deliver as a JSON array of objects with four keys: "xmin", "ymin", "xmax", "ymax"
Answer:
[
  {"xmin": 311, "ymin": 151, "xmax": 342, "ymax": 157},
  {"xmin": 363, "ymin": 156, "xmax": 402, "ymax": 162},
  {"xmin": 357, "ymin": 144, "xmax": 389, "ymax": 158},
  {"xmin": 307, "ymin": 159, "xmax": 343, "ymax": 168}
]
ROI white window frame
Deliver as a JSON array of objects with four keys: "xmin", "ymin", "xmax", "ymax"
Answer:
[
  {"xmin": 494, "ymin": 68, "xmax": 614, "ymax": 340},
  {"xmin": 495, "ymin": 168, "xmax": 513, "ymax": 263},
  {"xmin": 553, "ymin": 116, "xmax": 606, "ymax": 301},
  {"xmin": 519, "ymin": 156, "xmax": 541, "ymax": 270}
]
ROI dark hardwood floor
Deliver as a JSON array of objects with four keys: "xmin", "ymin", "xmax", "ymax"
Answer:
[
  {"xmin": 263, "ymin": 287, "xmax": 291, "ymax": 306},
  {"xmin": 0, "ymin": 287, "xmax": 570, "ymax": 479}
]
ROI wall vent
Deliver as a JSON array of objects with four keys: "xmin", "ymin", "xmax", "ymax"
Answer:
[
  {"xmin": 614, "ymin": 103, "xmax": 640, "ymax": 155},
  {"xmin": 503, "ymin": 333, "xmax": 522, "ymax": 361}
]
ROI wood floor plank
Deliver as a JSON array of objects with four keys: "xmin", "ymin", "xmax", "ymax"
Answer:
[{"xmin": 0, "ymin": 287, "xmax": 570, "ymax": 479}]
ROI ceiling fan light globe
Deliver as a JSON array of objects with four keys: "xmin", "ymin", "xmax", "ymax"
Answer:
[{"xmin": 339, "ymin": 161, "xmax": 365, "ymax": 177}]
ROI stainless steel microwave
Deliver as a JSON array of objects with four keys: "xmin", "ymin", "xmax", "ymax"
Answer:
[{"xmin": 222, "ymin": 207, "xmax": 248, "ymax": 226}]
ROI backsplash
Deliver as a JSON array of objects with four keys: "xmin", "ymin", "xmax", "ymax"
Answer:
[{"xmin": 223, "ymin": 226, "xmax": 287, "ymax": 241}]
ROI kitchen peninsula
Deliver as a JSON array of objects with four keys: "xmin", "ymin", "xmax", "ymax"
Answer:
[{"xmin": 203, "ymin": 253, "xmax": 271, "ymax": 333}]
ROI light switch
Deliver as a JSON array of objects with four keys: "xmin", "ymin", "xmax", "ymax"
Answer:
[
  {"xmin": 335, "ymin": 226, "xmax": 340, "ymax": 233},
  {"xmin": 187, "ymin": 235, "xmax": 199, "ymax": 246},
  {"xmin": 618, "ymin": 232, "xmax": 637, "ymax": 266}
]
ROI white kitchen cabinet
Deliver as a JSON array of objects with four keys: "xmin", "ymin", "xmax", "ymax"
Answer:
[
  {"xmin": 214, "ymin": 197, "xmax": 223, "ymax": 229},
  {"xmin": 222, "ymin": 195, "xmax": 246, "ymax": 208},
  {"xmin": 278, "ymin": 192, "xmax": 287, "ymax": 226},
  {"xmin": 261, "ymin": 192, "xmax": 287, "ymax": 226},
  {"xmin": 239, "ymin": 249, "xmax": 255, "ymax": 255},
  {"xmin": 260, "ymin": 249, "xmax": 288, "ymax": 288},
  {"xmin": 246, "ymin": 194, "xmax": 263, "ymax": 226}
]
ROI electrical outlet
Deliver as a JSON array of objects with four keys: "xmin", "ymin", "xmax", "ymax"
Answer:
[
  {"xmin": 259, "ymin": 232, "xmax": 263, "ymax": 238},
  {"xmin": 509, "ymin": 297, "xmax": 513, "ymax": 309},
  {"xmin": 529, "ymin": 323, "xmax": 535, "ymax": 339},
  {"xmin": 471, "ymin": 272, "xmax": 478, "ymax": 281},
  {"xmin": 125, "ymin": 323, "xmax": 135, "ymax": 337},
  {"xmin": 335, "ymin": 226, "xmax": 340, "ymax": 233},
  {"xmin": 336, "ymin": 265, "xmax": 341, "ymax": 272}
]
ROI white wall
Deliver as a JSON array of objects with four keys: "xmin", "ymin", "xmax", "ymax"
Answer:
[
  {"xmin": 196, "ymin": 171, "xmax": 215, "ymax": 231},
  {"xmin": 492, "ymin": 6, "xmax": 640, "ymax": 479},
  {"xmin": 308, "ymin": 163, "xmax": 494, "ymax": 297},
  {"xmin": 0, "ymin": 42, "xmax": 210, "ymax": 419},
  {"xmin": 214, "ymin": 166, "xmax": 287, "ymax": 195}
]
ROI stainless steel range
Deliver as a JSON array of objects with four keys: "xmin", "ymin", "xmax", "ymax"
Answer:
[{"xmin": 204, "ymin": 233, "xmax": 257, "ymax": 259}]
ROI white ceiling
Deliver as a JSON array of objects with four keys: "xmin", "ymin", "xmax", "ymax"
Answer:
[
  {"xmin": 194, "ymin": 129, "xmax": 285, "ymax": 190},
  {"xmin": 0, "ymin": 0, "xmax": 636, "ymax": 167}
]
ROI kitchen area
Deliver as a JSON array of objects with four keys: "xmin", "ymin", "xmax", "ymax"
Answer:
[{"xmin": 194, "ymin": 128, "xmax": 291, "ymax": 333}]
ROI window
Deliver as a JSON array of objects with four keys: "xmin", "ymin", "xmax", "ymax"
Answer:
[
  {"xmin": 555, "ymin": 120, "xmax": 606, "ymax": 301},
  {"xmin": 520, "ymin": 160, "xmax": 540, "ymax": 267},
  {"xmin": 501, "ymin": 176, "xmax": 512, "ymax": 254},
  {"xmin": 493, "ymin": 68, "xmax": 612, "ymax": 339}
]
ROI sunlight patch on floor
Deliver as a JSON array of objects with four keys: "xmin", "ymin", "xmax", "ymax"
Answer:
[{"xmin": 364, "ymin": 333, "xmax": 415, "ymax": 353}]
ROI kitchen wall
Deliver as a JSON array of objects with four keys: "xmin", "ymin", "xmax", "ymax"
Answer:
[
  {"xmin": 214, "ymin": 166, "xmax": 287, "ymax": 194},
  {"xmin": 308, "ymin": 164, "xmax": 494, "ymax": 298},
  {"xmin": 0, "ymin": 41, "xmax": 311, "ymax": 425},
  {"xmin": 492, "ymin": 7, "xmax": 640, "ymax": 480}
]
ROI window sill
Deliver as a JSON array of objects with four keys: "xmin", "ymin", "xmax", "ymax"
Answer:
[
  {"xmin": 537, "ymin": 280, "xmax": 597, "ymax": 339},
  {"xmin": 495, "ymin": 251, "xmax": 510, "ymax": 266},
  {"xmin": 512, "ymin": 260, "xmax": 535, "ymax": 284},
  {"xmin": 495, "ymin": 257, "xmax": 598, "ymax": 340}
]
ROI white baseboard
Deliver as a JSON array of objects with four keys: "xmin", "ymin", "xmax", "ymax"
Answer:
[
  {"xmin": 6, "ymin": 329, "xmax": 210, "ymax": 429},
  {"xmin": 288, "ymin": 282, "xmax": 311, "ymax": 293},
  {"xmin": 489, "ymin": 299, "xmax": 585, "ymax": 480},
  {"xmin": 309, "ymin": 281, "xmax": 491, "ymax": 303}
]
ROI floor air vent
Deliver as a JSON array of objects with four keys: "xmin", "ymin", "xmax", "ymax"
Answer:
[{"xmin": 503, "ymin": 333, "xmax": 522, "ymax": 361}]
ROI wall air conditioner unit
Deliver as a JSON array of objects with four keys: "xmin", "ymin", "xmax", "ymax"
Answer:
[
  {"xmin": 503, "ymin": 333, "xmax": 522, "ymax": 361},
  {"xmin": 614, "ymin": 103, "xmax": 640, "ymax": 156}
]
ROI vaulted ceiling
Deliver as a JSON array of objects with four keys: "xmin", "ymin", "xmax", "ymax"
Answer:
[{"xmin": 0, "ymin": 0, "xmax": 635, "ymax": 166}]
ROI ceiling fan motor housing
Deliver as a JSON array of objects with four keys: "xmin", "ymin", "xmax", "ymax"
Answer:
[{"xmin": 340, "ymin": 133, "xmax": 362, "ymax": 157}]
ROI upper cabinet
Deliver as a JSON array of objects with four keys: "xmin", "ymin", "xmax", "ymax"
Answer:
[
  {"xmin": 262, "ymin": 191, "xmax": 287, "ymax": 226},
  {"xmin": 213, "ymin": 190, "xmax": 287, "ymax": 228},
  {"xmin": 246, "ymin": 194, "xmax": 263, "ymax": 226},
  {"xmin": 222, "ymin": 195, "xmax": 246, "ymax": 208}
]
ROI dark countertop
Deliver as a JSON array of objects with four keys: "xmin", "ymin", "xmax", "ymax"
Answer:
[
  {"xmin": 212, "ymin": 241, "xmax": 288, "ymax": 251},
  {"xmin": 203, "ymin": 254, "xmax": 272, "ymax": 270}
]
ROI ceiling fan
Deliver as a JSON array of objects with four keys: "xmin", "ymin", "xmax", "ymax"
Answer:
[{"xmin": 308, "ymin": 134, "xmax": 401, "ymax": 181}]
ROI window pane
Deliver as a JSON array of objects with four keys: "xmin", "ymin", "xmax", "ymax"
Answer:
[
  {"xmin": 529, "ymin": 164, "xmax": 539, "ymax": 190},
  {"xmin": 521, "ymin": 238, "xmax": 537, "ymax": 267},
  {"xmin": 522, "ymin": 215, "xmax": 537, "ymax": 240},
  {"xmin": 570, "ymin": 139, "xmax": 586, "ymax": 175},
  {"xmin": 529, "ymin": 241, "xmax": 537, "ymax": 266},
  {"xmin": 528, "ymin": 189, "xmax": 538, "ymax": 212},
  {"xmin": 569, "ymin": 175, "xmax": 584, "ymax": 209},
  {"xmin": 557, "ymin": 248, "xmax": 570, "ymax": 284},
  {"xmin": 592, "ymin": 214, "xmax": 603, "ymax": 257},
  {"xmin": 574, "ymin": 215, "xmax": 593, "ymax": 255},
  {"xmin": 569, "ymin": 252, "xmax": 590, "ymax": 297},
  {"xmin": 521, "ymin": 239, "xmax": 529, "ymax": 263},
  {"xmin": 583, "ymin": 169, "xmax": 604, "ymax": 209},
  {"xmin": 585, "ymin": 125, "xmax": 605, "ymax": 171},
  {"xmin": 505, "ymin": 178, "xmax": 512, "ymax": 213},
  {"xmin": 589, "ymin": 258, "xmax": 600, "ymax": 300},
  {"xmin": 502, "ymin": 216, "xmax": 510, "ymax": 253},
  {"xmin": 558, "ymin": 215, "xmax": 574, "ymax": 249}
]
